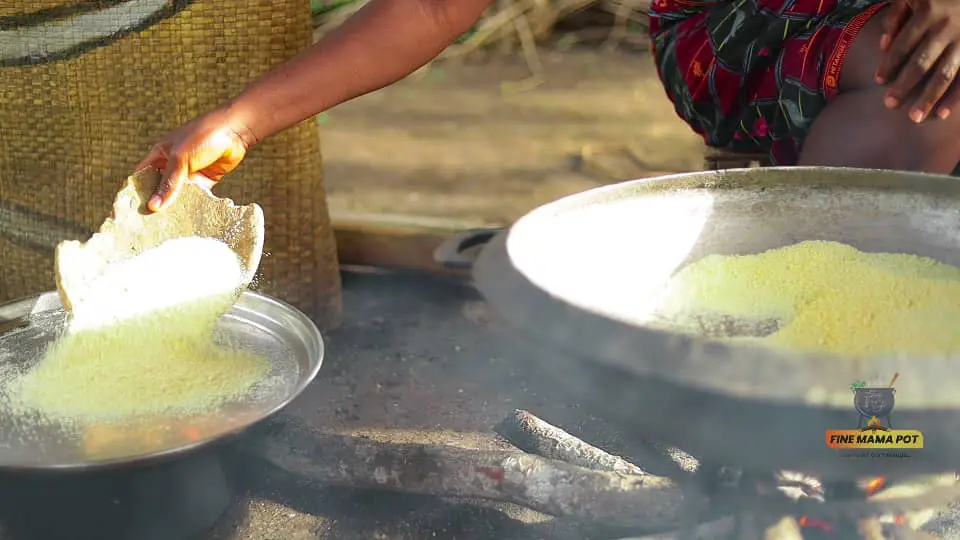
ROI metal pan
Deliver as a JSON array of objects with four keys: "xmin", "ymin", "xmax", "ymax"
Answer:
[
  {"xmin": 472, "ymin": 167, "xmax": 960, "ymax": 478},
  {"xmin": 0, "ymin": 291, "xmax": 323, "ymax": 472}
]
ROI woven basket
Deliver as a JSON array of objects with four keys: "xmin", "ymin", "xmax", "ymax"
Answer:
[{"xmin": 0, "ymin": 0, "xmax": 342, "ymax": 329}]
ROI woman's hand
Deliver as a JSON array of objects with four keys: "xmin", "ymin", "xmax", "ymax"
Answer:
[
  {"xmin": 877, "ymin": 0, "xmax": 960, "ymax": 122},
  {"xmin": 136, "ymin": 107, "xmax": 259, "ymax": 212}
]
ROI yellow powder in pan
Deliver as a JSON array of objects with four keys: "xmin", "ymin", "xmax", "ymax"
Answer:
[
  {"xmin": 660, "ymin": 241, "xmax": 960, "ymax": 359},
  {"xmin": 6, "ymin": 236, "xmax": 270, "ymax": 422}
]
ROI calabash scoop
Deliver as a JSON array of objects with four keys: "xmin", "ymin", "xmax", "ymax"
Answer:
[{"xmin": 54, "ymin": 167, "xmax": 265, "ymax": 312}]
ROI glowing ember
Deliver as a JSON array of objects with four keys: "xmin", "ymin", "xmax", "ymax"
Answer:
[
  {"xmin": 866, "ymin": 477, "xmax": 887, "ymax": 497},
  {"xmin": 798, "ymin": 515, "xmax": 834, "ymax": 532}
]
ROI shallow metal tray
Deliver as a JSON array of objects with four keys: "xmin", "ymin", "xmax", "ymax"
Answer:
[{"xmin": 0, "ymin": 291, "xmax": 323, "ymax": 472}]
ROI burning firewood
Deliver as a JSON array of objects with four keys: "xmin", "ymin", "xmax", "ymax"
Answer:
[
  {"xmin": 242, "ymin": 411, "xmax": 960, "ymax": 539},
  {"xmin": 243, "ymin": 415, "xmax": 709, "ymax": 532},
  {"xmin": 760, "ymin": 477, "xmax": 960, "ymax": 525},
  {"xmin": 495, "ymin": 408, "xmax": 699, "ymax": 477}
]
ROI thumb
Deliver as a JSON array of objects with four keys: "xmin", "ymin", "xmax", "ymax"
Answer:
[
  {"xmin": 148, "ymin": 129, "xmax": 236, "ymax": 212},
  {"xmin": 148, "ymin": 157, "xmax": 189, "ymax": 213}
]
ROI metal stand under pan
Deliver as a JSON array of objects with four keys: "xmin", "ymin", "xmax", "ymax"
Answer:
[{"xmin": 0, "ymin": 450, "xmax": 230, "ymax": 540}]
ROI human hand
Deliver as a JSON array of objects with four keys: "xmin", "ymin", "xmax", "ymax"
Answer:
[
  {"xmin": 136, "ymin": 107, "xmax": 259, "ymax": 212},
  {"xmin": 876, "ymin": 0, "xmax": 960, "ymax": 122}
]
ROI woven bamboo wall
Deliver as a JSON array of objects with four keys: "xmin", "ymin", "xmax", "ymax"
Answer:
[{"xmin": 0, "ymin": 0, "xmax": 342, "ymax": 328}]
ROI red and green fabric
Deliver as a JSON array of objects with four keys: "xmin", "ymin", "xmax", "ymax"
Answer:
[{"xmin": 648, "ymin": 0, "xmax": 887, "ymax": 165}]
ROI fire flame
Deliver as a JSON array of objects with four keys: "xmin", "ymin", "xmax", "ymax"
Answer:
[
  {"xmin": 797, "ymin": 477, "xmax": 890, "ymax": 533},
  {"xmin": 868, "ymin": 478, "xmax": 906, "ymax": 531},
  {"xmin": 798, "ymin": 515, "xmax": 834, "ymax": 532},
  {"xmin": 865, "ymin": 477, "xmax": 886, "ymax": 496}
]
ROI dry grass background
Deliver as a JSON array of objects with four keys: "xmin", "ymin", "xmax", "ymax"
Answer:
[
  {"xmin": 312, "ymin": 0, "xmax": 651, "ymax": 89},
  {"xmin": 308, "ymin": 0, "xmax": 713, "ymax": 225}
]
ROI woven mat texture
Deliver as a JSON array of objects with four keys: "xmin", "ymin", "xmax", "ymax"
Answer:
[{"xmin": 0, "ymin": 0, "xmax": 342, "ymax": 328}]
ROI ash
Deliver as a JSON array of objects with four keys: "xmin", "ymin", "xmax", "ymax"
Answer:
[{"xmin": 3, "ymin": 273, "xmax": 960, "ymax": 540}]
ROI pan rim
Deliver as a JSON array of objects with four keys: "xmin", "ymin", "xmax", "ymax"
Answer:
[{"xmin": 491, "ymin": 166, "xmax": 960, "ymax": 410}]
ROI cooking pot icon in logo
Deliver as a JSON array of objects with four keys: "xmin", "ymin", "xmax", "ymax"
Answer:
[
  {"xmin": 852, "ymin": 386, "xmax": 895, "ymax": 430},
  {"xmin": 827, "ymin": 373, "xmax": 923, "ymax": 450}
]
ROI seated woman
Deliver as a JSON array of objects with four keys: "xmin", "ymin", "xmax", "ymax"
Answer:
[{"xmin": 648, "ymin": 0, "xmax": 960, "ymax": 173}]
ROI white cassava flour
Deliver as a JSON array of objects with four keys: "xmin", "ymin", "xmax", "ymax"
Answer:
[{"xmin": 6, "ymin": 236, "xmax": 270, "ymax": 421}]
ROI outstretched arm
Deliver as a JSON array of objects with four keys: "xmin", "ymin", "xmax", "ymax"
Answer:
[
  {"xmin": 231, "ymin": 0, "xmax": 494, "ymax": 142},
  {"xmin": 140, "ymin": 0, "xmax": 493, "ymax": 211}
]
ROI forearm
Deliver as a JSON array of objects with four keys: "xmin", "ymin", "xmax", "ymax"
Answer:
[{"xmin": 228, "ymin": 0, "xmax": 492, "ymax": 143}]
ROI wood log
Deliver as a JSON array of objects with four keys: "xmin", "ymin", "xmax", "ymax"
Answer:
[
  {"xmin": 491, "ymin": 410, "xmax": 740, "ymax": 538},
  {"xmin": 243, "ymin": 416, "xmax": 706, "ymax": 531},
  {"xmin": 647, "ymin": 440, "xmax": 700, "ymax": 475},
  {"xmin": 493, "ymin": 408, "xmax": 698, "ymax": 479},
  {"xmin": 494, "ymin": 408, "xmax": 647, "ymax": 476}
]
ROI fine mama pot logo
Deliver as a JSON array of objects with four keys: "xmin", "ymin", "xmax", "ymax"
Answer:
[{"xmin": 825, "ymin": 373, "xmax": 924, "ymax": 450}]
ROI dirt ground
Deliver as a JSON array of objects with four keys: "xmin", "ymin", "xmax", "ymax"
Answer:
[
  {"xmin": 321, "ymin": 48, "xmax": 707, "ymax": 225},
  {"xmin": 206, "ymin": 50, "xmax": 711, "ymax": 540},
  {"xmin": 213, "ymin": 273, "xmax": 674, "ymax": 540}
]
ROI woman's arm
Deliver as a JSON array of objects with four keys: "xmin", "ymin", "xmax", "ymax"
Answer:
[
  {"xmin": 228, "ymin": 0, "xmax": 494, "ymax": 143},
  {"xmin": 140, "ymin": 0, "xmax": 493, "ymax": 211}
]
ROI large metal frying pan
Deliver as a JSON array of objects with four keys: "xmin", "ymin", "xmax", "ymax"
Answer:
[
  {"xmin": 0, "ymin": 291, "xmax": 323, "ymax": 472},
  {"xmin": 473, "ymin": 167, "xmax": 960, "ymax": 478}
]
